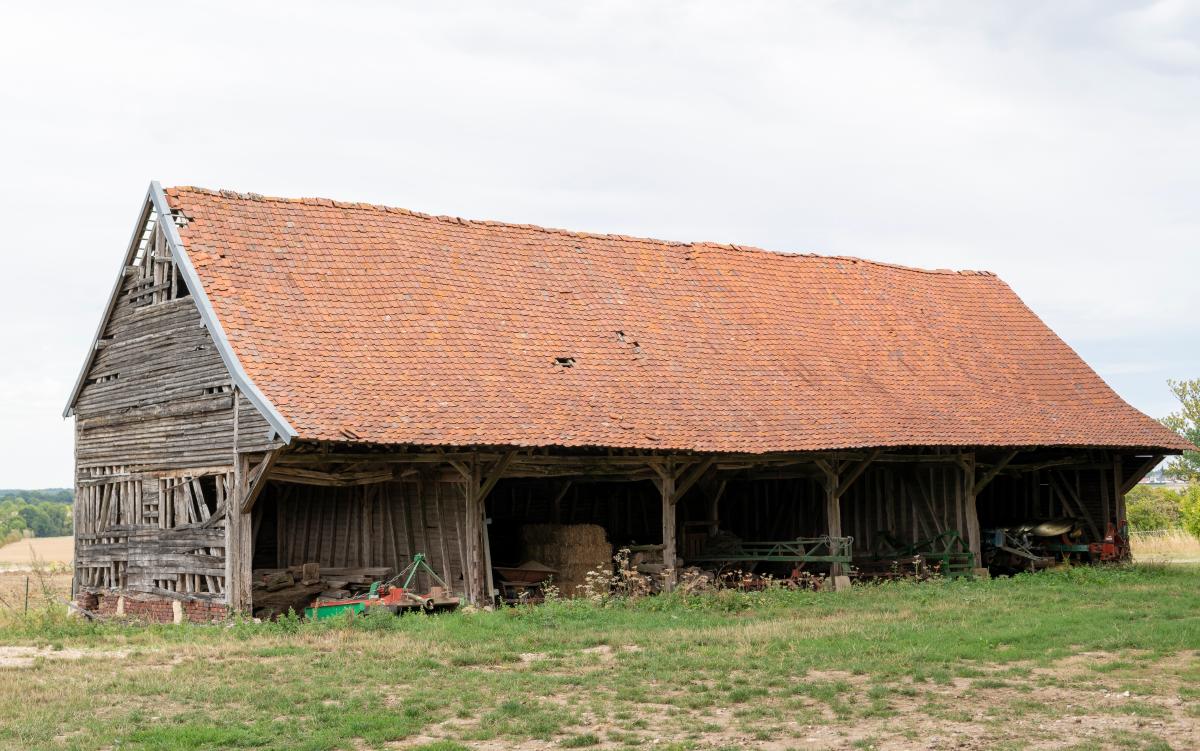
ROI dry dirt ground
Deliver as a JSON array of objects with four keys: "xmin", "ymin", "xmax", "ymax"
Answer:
[
  {"xmin": 385, "ymin": 649, "xmax": 1200, "ymax": 751},
  {"xmin": 0, "ymin": 536, "xmax": 73, "ymax": 567}
]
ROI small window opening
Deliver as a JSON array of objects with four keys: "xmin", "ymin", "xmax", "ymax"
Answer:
[
  {"xmin": 197, "ymin": 475, "xmax": 219, "ymax": 517},
  {"xmin": 202, "ymin": 384, "xmax": 233, "ymax": 396},
  {"xmin": 86, "ymin": 372, "xmax": 119, "ymax": 386},
  {"xmin": 555, "ymin": 357, "xmax": 576, "ymax": 368},
  {"xmin": 174, "ymin": 264, "xmax": 191, "ymax": 299}
]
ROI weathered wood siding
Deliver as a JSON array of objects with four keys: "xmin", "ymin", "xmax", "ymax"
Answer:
[
  {"xmin": 261, "ymin": 475, "xmax": 469, "ymax": 594},
  {"xmin": 70, "ymin": 221, "xmax": 276, "ymax": 600},
  {"xmin": 74, "ymin": 274, "xmax": 234, "ymax": 472},
  {"xmin": 237, "ymin": 393, "xmax": 283, "ymax": 454}
]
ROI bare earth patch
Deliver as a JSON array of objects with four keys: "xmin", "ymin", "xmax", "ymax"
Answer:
[{"xmin": 0, "ymin": 645, "xmax": 129, "ymax": 668}]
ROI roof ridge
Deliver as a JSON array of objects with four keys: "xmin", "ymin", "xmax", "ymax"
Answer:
[{"xmin": 165, "ymin": 185, "xmax": 995, "ymax": 277}]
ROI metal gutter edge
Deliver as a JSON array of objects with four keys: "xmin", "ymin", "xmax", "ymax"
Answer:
[
  {"xmin": 63, "ymin": 185, "xmax": 156, "ymax": 418},
  {"xmin": 149, "ymin": 181, "xmax": 298, "ymax": 444}
]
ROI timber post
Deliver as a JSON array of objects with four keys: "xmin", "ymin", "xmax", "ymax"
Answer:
[
  {"xmin": 960, "ymin": 452, "xmax": 981, "ymax": 565},
  {"xmin": 229, "ymin": 452, "xmax": 255, "ymax": 612},
  {"xmin": 660, "ymin": 457, "xmax": 677, "ymax": 590},
  {"xmin": 820, "ymin": 459, "xmax": 843, "ymax": 576},
  {"xmin": 464, "ymin": 457, "xmax": 484, "ymax": 605}
]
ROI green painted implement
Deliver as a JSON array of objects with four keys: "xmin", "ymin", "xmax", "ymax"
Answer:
[
  {"xmin": 687, "ymin": 536, "xmax": 853, "ymax": 569},
  {"xmin": 304, "ymin": 554, "xmax": 459, "ymax": 620}
]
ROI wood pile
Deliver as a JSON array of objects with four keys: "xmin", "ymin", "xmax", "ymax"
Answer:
[
  {"xmin": 519, "ymin": 524, "xmax": 611, "ymax": 597},
  {"xmin": 251, "ymin": 565, "xmax": 393, "ymax": 619}
]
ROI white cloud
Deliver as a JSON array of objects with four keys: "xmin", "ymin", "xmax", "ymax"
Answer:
[{"xmin": 0, "ymin": 1, "xmax": 1197, "ymax": 485}]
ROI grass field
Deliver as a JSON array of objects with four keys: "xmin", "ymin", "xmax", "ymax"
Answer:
[{"xmin": 0, "ymin": 565, "xmax": 1197, "ymax": 750}]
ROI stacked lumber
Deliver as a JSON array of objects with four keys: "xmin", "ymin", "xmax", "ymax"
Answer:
[
  {"xmin": 251, "ymin": 565, "xmax": 393, "ymax": 618},
  {"xmin": 519, "ymin": 524, "xmax": 611, "ymax": 597}
]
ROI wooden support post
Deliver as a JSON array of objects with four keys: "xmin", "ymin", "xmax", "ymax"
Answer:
[
  {"xmin": 450, "ymin": 453, "xmax": 506, "ymax": 606},
  {"xmin": 960, "ymin": 452, "xmax": 981, "ymax": 565},
  {"xmin": 226, "ymin": 452, "xmax": 254, "ymax": 613},
  {"xmin": 659, "ymin": 458, "xmax": 677, "ymax": 589},
  {"xmin": 816, "ymin": 459, "xmax": 843, "ymax": 575},
  {"xmin": 1113, "ymin": 456, "xmax": 1124, "ymax": 526},
  {"xmin": 463, "ymin": 460, "xmax": 484, "ymax": 605}
]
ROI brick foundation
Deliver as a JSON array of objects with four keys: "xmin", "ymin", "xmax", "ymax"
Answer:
[{"xmin": 91, "ymin": 591, "xmax": 229, "ymax": 623}]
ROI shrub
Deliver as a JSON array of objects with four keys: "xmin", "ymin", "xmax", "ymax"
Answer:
[
  {"xmin": 1125, "ymin": 485, "xmax": 1184, "ymax": 531},
  {"xmin": 1181, "ymin": 484, "xmax": 1200, "ymax": 540}
]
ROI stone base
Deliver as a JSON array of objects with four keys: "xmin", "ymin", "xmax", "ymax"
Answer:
[{"xmin": 92, "ymin": 591, "xmax": 228, "ymax": 624}]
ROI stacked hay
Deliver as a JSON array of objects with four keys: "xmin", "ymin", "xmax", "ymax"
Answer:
[{"xmin": 519, "ymin": 524, "xmax": 612, "ymax": 597}]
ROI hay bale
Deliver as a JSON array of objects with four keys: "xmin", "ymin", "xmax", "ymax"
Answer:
[{"xmin": 519, "ymin": 524, "xmax": 611, "ymax": 597}]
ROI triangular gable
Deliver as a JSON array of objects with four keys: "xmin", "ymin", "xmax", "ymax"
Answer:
[{"xmin": 64, "ymin": 182, "xmax": 296, "ymax": 444}]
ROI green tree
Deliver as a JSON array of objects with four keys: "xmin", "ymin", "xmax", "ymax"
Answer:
[
  {"xmin": 1162, "ymin": 379, "xmax": 1200, "ymax": 482},
  {"xmin": 1181, "ymin": 485, "xmax": 1200, "ymax": 540},
  {"xmin": 1125, "ymin": 485, "xmax": 1183, "ymax": 531}
]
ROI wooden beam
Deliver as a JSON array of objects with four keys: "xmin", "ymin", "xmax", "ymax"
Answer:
[
  {"xmin": 268, "ymin": 466, "xmax": 393, "ymax": 487},
  {"xmin": 1120, "ymin": 455, "xmax": 1163, "ymax": 496},
  {"xmin": 1048, "ymin": 470, "xmax": 1101, "ymax": 541},
  {"xmin": 446, "ymin": 460, "xmax": 471, "ymax": 481},
  {"xmin": 836, "ymin": 448, "xmax": 881, "ymax": 498},
  {"xmin": 240, "ymin": 450, "xmax": 283, "ymax": 513},
  {"xmin": 550, "ymin": 480, "xmax": 572, "ymax": 523},
  {"xmin": 672, "ymin": 456, "xmax": 715, "ymax": 502},
  {"xmin": 477, "ymin": 450, "xmax": 516, "ymax": 504},
  {"xmin": 813, "ymin": 458, "xmax": 835, "ymax": 484},
  {"xmin": 973, "ymin": 449, "xmax": 1019, "ymax": 496}
]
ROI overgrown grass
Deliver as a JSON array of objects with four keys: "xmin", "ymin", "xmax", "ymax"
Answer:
[
  {"xmin": 1131, "ymin": 528, "xmax": 1200, "ymax": 561},
  {"xmin": 0, "ymin": 564, "xmax": 1196, "ymax": 750}
]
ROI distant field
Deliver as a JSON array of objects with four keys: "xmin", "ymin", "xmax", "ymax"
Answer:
[
  {"xmin": 0, "ymin": 536, "xmax": 73, "ymax": 567},
  {"xmin": 0, "ymin": 564, "xmax": 1196, "ymax": 750}
]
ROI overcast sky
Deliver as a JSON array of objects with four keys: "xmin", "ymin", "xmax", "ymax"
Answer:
[{"xmin": 1, "ymin": 1, "xmax": 1197, "ymax": 487}]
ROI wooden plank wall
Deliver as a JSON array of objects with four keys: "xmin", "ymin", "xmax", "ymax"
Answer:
[
  {"xmin": 713, "ymin": 478, "xmax": 826, "ymax": 542},
  {"xmin": 236, "ymin": 393, "xmax": 284, "ymax": 454},
  {"xmin": 975, "ymin": 462, "xmax": 1116, "ymax": 538},
  {"xmin": 70, "ymin": 218, "xmax": 274, "ymax": 600},
  {"xmin": 839, "ymin": 465, "xmax": 974, "ymax": 555},
  {"xmin": 74, "ymin": 271, "xmax": 236, "ymax": 472},
  {"xmin": 266, "ymin": 475, "xmax": 469, "ymax": 594}
]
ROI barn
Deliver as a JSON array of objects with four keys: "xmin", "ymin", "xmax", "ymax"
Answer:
[{"xmin": 64, "ymin": 182, "xmax": 1191, "ymax": 621}]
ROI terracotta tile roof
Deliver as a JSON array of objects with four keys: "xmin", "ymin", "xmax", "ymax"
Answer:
[{"xmin": 165, "ymin": 186, "xmax": 1190, "ymax": 454}]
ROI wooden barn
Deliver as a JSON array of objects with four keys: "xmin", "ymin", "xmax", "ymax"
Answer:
[{"xmin": 64, "ymin": 182, "xmax": 1192, "ymax": 620}]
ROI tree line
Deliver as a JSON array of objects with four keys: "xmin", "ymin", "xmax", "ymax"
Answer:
[{"xmin": 0, "ymin": 489, "xmax": 73, "ymax": 545}]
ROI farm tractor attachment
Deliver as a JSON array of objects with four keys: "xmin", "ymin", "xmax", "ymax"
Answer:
[
  {"xmin": 857, "ymin": 530, "xmax": 976, "ymax": 579},
  {"xmin": 305, "ymin": 553, "xmax": 459, "ymax": 620},
  {"xmin": 984, "ymin": 518, "xmax": 1130, "ymax": 573}
]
